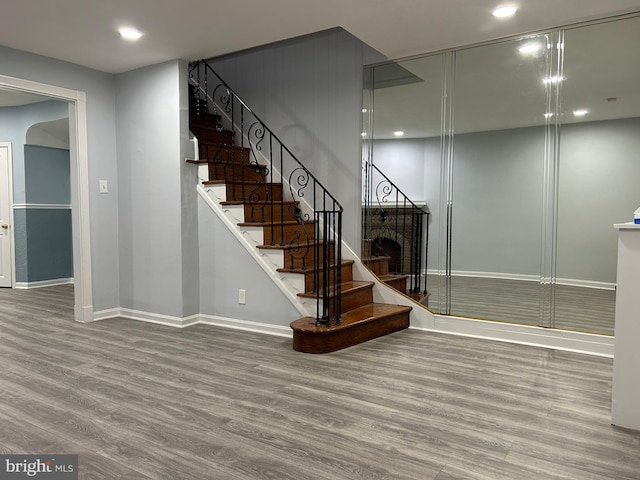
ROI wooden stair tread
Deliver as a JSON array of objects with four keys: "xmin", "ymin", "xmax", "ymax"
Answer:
[
  {"xmin": 291, "ymin": 303, "xmax": 411, "ymax": 333},
  {"xmin": 257, "ymin": 239, "xmax": 333, "ymax": 251},
  {"xmin": 239, "ymin": 220, "xmax": 313, "ymax": 227},
  {"xmin": 297, "ymin": 280, "xmax": 373, "ymax": 298},
  {"xmin": 220, "ymin": 199, "xmax": 297, "ymax": 206},
  {"xmin": 290, "ymin": 303, "xmax": 412, "ymax": 353},
  {"xmin": 379, "ymin": 274, "xmax": 409, "ymax": 281},
  {"xmin": 362, "ymin": 255, "xmax": 392, "ymax": 262},
  {"xmin": 277, "ymin": 259, "xmax": 354, "ymax": 274},
  {"xmin": 203, "ymin": 179, "xmax": 277, "ymax": 186}
]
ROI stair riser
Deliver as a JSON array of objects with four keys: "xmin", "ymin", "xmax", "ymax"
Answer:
[
  {"xmin": 283, "ymin": 244, "xmax": 335, "ymax": 270},
  {"xmin": 363, "ymin": 257, "xmax": 390, "ymax": 275},
  {"xmin": 243, "ymin": 204, "xmax": 299, "ymax": 222},
  {"xmin": 311, "ymin": 283, "xmax": 374, "ymax": 318},
  {"xmin": 339, "ymin": 285, "xmax": 374, "ymax": 315},
  {"xmin": 200, "ymin": 145, "xmax": 251, "ymax": 164},
  {"xmin": 208, "ymin": 163, "xmax": 266, "ymax": 183},
  {"xmin": 226, "ymin": 183, "xmax": 283, "ymax": 203},
  {"xmin": 193, "ymin": 128, "xmax": 233, "ymax": 144},
  {"xmin": 383, "ymin": 277, "xmax": 407, "ymax": 293},
  {"xmin": 303, "ymin": 263, "xmax": 354, "ymax": 292},
  {"xmin": 262, "ymin": 222, "xmax": 315, "ymax": 245}
]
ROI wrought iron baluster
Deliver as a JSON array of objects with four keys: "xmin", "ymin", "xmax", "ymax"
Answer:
[{"xmin": 189, "ymin": 60, "xmax": 343, "ymax": 324}]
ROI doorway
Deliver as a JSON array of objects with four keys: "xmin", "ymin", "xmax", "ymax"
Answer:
[
  {"xmin": 0, "ymin": 75, "xmax": 93, "ymax": 322},
  {"xmin": 0, "ymin": 143, "xmax": 12, "ymax": 287}
]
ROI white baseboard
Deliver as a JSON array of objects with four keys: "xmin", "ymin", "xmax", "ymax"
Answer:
[
  {"xmin": 556, "ymin": 278, "xmax": 616, "ymax": 290},
  {"xmin": 199, "ymin": 314, "xmax": 292, "ymax": 337},
  {"xmin": 15, "ymin": 278, "xmax": 74, "ymax": 289},
  {"xmin": 92, "ymin": 308, "xmax": 292, "ymax": 338},
  {"xmin": 411, "ymin": 314, "xmax": 614, "ymax": 358},
  {"xmin": 92, "ymin": 305, "xmax": 612, "ymax": 357},
  {"xmin": 424, "ymin": 270, "xmax": 615, "ymax": 290}
]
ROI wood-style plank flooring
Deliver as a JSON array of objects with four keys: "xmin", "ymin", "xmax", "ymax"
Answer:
[
  {"xmin": 426, "ymin": 276, "xmax": 616, "ymax": 336},
  {"xmin": 1, "ymin": 285, "xmax": 639, "ymax": 479}
]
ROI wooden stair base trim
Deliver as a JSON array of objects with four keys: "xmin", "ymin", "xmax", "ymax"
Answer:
[{"xmin": 290, "ymin": 303, "xmax": 412, "ymax": 353}]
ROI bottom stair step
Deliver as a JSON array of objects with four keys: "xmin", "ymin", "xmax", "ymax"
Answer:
[{"xmin": 290, "ymin": 303, "xmax": 412, "ymax": 354}]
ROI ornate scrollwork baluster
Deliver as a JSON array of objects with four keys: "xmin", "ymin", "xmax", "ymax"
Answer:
[{"xmin": 287, "ymin": 168, "xmax": 311, "ymax": 269}]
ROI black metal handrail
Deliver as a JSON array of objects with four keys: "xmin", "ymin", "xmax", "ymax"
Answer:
[
  {"xmin": 364, "ymin": 163, "xmax": 429, "ymax": 296},
  {"xmin": 189, "ymin": 60, "xmax": 343, "ymax": 326}
]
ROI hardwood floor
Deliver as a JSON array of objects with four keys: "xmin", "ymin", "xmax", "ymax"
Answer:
[
  {"xmin": 426, "ymin": 276, "xmax": 616, "ymax": 336},
  {"xmin": 1, "ymin": 285, "xmax": 639, "ymax": 479}
]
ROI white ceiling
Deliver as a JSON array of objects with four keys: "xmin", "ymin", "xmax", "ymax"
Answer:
[
  {"xmin": 1, "ymin": 0, "xmax": 640, "ymax": 75},
  {"xmin": 371, "ymin": 15, "xmax": 640, "ymax": 138}
]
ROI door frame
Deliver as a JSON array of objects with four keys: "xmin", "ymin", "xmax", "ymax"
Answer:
[
  {"xmin": 0, "ymin": 74, "xmax": 93, "ymax": 322},
  {"xmin": 0, "ymin": 142, "xmax": 14, "ymax": 288}
]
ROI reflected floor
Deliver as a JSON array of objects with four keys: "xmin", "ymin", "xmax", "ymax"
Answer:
[{"xmin": 426, "ymin": 276, "xmax": 615, "ymax": 336}]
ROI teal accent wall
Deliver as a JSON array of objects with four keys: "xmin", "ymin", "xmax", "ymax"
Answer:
[
  {"xmin": 14, "ymin": 145, "xmax": 72, "ymax": 284},
  {"xmin": 24, "ymin": 145, "xmax": 71, "ymax": 204},
  {"xmin": 14, "ymin": 209, "xmax": 73, "ymax": 283}
]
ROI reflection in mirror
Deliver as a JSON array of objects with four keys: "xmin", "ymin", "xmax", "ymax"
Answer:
[
  {"xmin": 362, "ymin": 56, "xmax": 444, "ymax": 306},
  {"xmin": 361, "ymin": 13, "xmax": 640, "ymax": 336},
  {"xmin": 447, "ymin": 33, "xmax": 552, "ymax": 326},
  {"xmin": 554, "ymin": 16, "xmax": 640, "ymax": 335}
]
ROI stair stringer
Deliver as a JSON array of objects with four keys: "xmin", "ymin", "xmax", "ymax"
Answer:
[{"xmin": 197, "ymin": 183, "xmax": 315, "ymax": 318}]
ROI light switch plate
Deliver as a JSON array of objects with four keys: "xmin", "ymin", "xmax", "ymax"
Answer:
[{"xmin": 99, "ymin": 180, "xmax": 108, "ymax": 193}]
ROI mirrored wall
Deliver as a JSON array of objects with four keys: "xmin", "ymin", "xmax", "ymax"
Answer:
[{"xmin": 362, "ymin": 13, "xmax": 640, "ymax": 335}]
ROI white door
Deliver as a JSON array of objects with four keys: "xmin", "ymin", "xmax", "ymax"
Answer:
[{"xmin": 0, "ymin": 143, "xmax": 13, "ymax": 287}]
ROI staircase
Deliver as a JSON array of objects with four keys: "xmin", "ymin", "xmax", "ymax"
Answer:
[
  {"xmin": 362, "ymin": 163, "xmax": 431, "ymax": 306},
  {"xmin": 188, "ymin": 60, "xmax": 411, "ymax": 354}
]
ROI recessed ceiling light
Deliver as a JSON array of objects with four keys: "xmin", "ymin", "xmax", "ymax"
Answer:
[
  {"xmin": 519, "ymin": 42, "xmax": 541, "ymax": 54},
  {"xmin": 492, "ymin": 5, "xmax": 518, "ymax": 17},
  {"xmin": 573, "ymin": 109, "xmax": 588, "ymax": 117},
  {"xmin": 543, "ymin": 75, "xmax": 565, "ymax": 84},
  {"xmin": 362, "ymin": 108, "xmax": 368, "ymax": 113},
  {"xmin": 544, "ymin": 112, "xmax": 554, "ymax": 118},
  {"xmin": 361, "ymin": 132, "xmax": 367, "ymax": 138},
  {"xmin": 393, "ymin": 130, "xmax": 405, "ymax": 137},
  {"xmin": 119, "ymin": 27, "xmax": 143, "ymax": 41}
]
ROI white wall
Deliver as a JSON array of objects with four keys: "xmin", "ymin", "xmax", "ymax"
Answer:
[{"xmin": 0, "ymin": 45, "xmax": 119, "ymax": 310}]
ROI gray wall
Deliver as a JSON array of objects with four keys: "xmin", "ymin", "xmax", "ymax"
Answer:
[
  {"xmin": 0, "ymin": 45, "xmax": 119, "ymax": 310},
  {"xmin": 373, "ymin": 117, "xmax": 640, "ymax": 284},
  {"xmin": 116, "ymin": 60, "xmax": 197, "ymax": 318},
  {"xmin": 451, "ymin": 127, "xmax": 544, "ymax": 276},
  {"xmin": 197, "ymin": 197, "xmax": 300, "ymax": 324},
  {"xmin": 208, "ymin": 28, "xmax": 386, "ymax": 249},
  {"xmin": 557, "ymin": 117, "xmax": 640, "ymax": 283},
  {"xmin": 0, "ymin": 100, "xmax": 68, "ymax": 203}
]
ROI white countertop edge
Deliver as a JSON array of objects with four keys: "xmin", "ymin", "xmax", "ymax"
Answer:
[{"xmin": 614, "ymin": 222, "xmax": 640, "ymax": 230}]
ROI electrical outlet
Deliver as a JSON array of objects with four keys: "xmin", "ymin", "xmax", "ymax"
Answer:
[{"xmin": 238, "ymin": 289, "xmax": 246, "ymax": 305}]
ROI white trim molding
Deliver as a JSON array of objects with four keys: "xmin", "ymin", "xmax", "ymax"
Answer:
[
  {"xmin": 13, "ymin": 203, "xmax": 72, "ymax": 210},
  {"xmin": 411, "ymin": 314, "xmax": 614, "ymax": 358},
  {"xmin": 425, "ymin": 269, "xmax": 616, "ymax": 290},
  {"xmin": 15, "ymin": 278, "xmax": 74, "ymax": 289},
  {"xmin": 92, "ymin": 308, "xmax": 292, "ymax": 337},
  {"xmin": 0, "ymin": 74, "xmax": 93, "ymax": 323}
]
